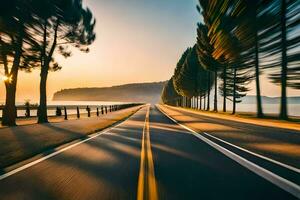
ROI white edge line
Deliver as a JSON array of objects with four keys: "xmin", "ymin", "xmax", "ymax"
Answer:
[
  {"xmin": 202, "ymin": 132, "xmax": 300, "ymax": 174},
  {"xmin": 162, "ymin": 105, "xmax": 300, "ymax": 173},
  {"xmin": 156, "ymin": 105, "xmax": 300, "ymax": 199},
  {"xmin": 0, "ymin": 114, "xmax": 132, "ymax": 181}
]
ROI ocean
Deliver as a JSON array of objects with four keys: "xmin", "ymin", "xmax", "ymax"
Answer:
[
  {"xmin": 207, "ymin": 103, "xmax": 300, "ymax": 117},
  {"xmin": 234, "ymin": 103, "xmax": 299, "ymax": 117},
  {"xmin": 0, "ymin": 101, "xmax": 128, "ymax": 117}
]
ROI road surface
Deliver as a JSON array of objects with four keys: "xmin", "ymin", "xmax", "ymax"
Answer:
[{"xmin": 0, "ymin": 105, "xmax": 299, "ymax": 199}]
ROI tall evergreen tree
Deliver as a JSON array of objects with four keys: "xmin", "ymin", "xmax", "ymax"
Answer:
[
  {"xmin": 196, "ymin": 23, "xmax": 220, "ymax": 112},
  {"xmin": 173, "ymin": 48, "xmax": 192, "ymax": 106},
  {"xmin": 200, "ymin": 0, "xmax": 256, "ymax": 114},
  {"xmin": 161, "ymin": 77, "xmax": 181, "ymax": 106},
  {"xmin": 268, "ymin": 0, "xmax": 300, "ymax": 119},
  {"xmin": 173, "ymin": 46, "xmax": 213, "ymax": 107},
  {"xmin": 233, "ymin": 0, "xmax": 265, "ymax": 117}
]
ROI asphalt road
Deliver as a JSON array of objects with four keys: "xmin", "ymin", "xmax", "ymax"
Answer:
[
  {"xmin": 159, "ymin": 105, "xmax": 300, "ymax": 168},
  {"xmin": 0, "ymin": 105, "xmax": 298, "ymax": 200}
]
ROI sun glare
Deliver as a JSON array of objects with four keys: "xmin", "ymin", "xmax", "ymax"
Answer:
[{"xmin": 1, "ymin": 75, "xmax": 12, "ymax": 83}]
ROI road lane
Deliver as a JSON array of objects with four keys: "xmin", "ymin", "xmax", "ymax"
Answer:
[
  {"xmin": 137, "ymin": 106, "xmax": 158, "ymax": 200},
  {"xmin": 0, "ymin": 107, "xmax": 148, "ymax": 200},
  {"xmin": 157, "ymin": 105, "xmax": 300, "ymax": 194},
  {"xmin": 150, "ymin": 106, "xmax": 298, "ymax": 199},
  {"xmin": 158, "ymin": 105, "xmax": 300, "ymax": 168}
]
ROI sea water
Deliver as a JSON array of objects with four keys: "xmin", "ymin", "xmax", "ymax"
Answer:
[{"xmin": 0, "ymin": 101, "xmax": 128, "ymax": 117}]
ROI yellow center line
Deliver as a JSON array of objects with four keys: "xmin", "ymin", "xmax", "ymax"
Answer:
[{"xmin": 137, "ymin": 105, "xmax": 158, "ymax": 200}]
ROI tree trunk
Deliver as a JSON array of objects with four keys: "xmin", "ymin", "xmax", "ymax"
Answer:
[
  {"xmin": 280, "ymin": 0, "xmax": 288, "ymax": 119},
  {"xmin": 200, "ymin": 95, "xmax": 202, "ymax": 110},
  {"xmin": 204, "ymin": 95, "xmax": 206, "ymax": 110},
  {"xmin": 223, "ymin": 66, "xmax": 227, "ymax": 112},
  {"xmin": 38, "ymin": 67, "xmax": 49, "ymax": 123},
  {"xmin": 194, "ymin": 97, "xmax": 196, "ymax": 109},
  {"xmin": 232, "ymin": 68, "xmax": 237, "ymax": 115},
  {"xmin": 207, "ymin": 72, "xmax": 210, "ymax": 111},
  {"xmin": 186, "ymin": 96, "xmax": 188, "ymax": 107},
  {"xmin": 2, "ymin": 35, "xmax": 23, "ymax": 126},
  {"xmin": 254, "ymin": 25, "xmax": 264, "ymax": 118},
  {"xmin": 214, "ymin": 69, "xmax": 218, "ymax": 112},
  {"xmin": 38, "ymin": 21, "xmax": 59, "ymax": 123},
  {"xmin": 2, "ymin": 78, "xmax": 18, "ymax": 126},
  {"xmin": 185, "ymin": 97, "xmax": 188, "ymax": 108}
]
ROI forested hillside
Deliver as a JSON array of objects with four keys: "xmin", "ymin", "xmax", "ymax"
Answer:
[{"xmin": 53, "ymin": 81, "xmax": 166, "ymax": 104}]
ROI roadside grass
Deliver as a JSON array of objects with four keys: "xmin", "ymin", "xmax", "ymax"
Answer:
[{"xmin": 0, "ymin": 106, "xmax": 142, "ymax": 170}]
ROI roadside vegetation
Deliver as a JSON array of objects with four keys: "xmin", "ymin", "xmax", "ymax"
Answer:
[{"xmin": 161, "ymin": 0, "xmax": 300, "ymax": 119}]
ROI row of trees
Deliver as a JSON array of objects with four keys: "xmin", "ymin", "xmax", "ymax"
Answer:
[
  {"xmin": 0, "ymin": 0, "xmax": 96, "ymax": 126},
  {"xmin": 162, "ymin": 0, "xmax": 299, "ymax": 119}
]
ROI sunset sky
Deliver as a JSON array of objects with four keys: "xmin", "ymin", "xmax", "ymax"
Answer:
[{"xmin": 0, "ymin": 0, "xmax": 298, "ymax": 102}]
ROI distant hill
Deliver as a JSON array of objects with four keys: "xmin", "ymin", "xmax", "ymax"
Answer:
[
  {"xmin": 53, "ymin": 81, "xmax": 167, "ymax": 104},
  {"xmin": 53, "ymin": 81, "xmax": 300, "ymax": 105}
]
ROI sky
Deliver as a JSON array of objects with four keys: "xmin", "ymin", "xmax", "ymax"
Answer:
[{"xmin": 0, "ymin": 0, "xmax": 298, "ymax": 102}]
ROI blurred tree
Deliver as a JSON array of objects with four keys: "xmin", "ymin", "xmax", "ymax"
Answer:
[
  {"xmin": 30, "ymin": 0, "xmax": 96, "ymax": 123},
  {"xmin": 196, "ymin": 23, "xmax": 220, "ymax": 111},
  {"xmin": 161, "ymin": 77, "xmax": 181, "ymax": 106},
  {"xmin": 173, "ymin": 46, "xmax": 213, "ymax": 108},
  {"xmin": 173, "ymin": 48, "xmax": 191, "ymax": 107},
  {"xmin": 199, "ymin": 0, "xmax": 254, "ymax": 114},
  {"xmin": 268, "ymin": 0, "xmax": 300, "ymax": 119},
  {"xmin": 233, "ymin": 0, "xmax": 264, "ymax": 117},
  {"xmin": 219, "ymin": 67, "xmax": 252, "ymax": 114},
  {"xmin": 0, "ymin": 0, "xmax": 35, "ymax": 126}
]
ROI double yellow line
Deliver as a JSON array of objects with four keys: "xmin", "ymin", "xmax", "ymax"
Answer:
[{"xmin": 137, "ymin": 106, "xmax": 158, "ymax": 200}]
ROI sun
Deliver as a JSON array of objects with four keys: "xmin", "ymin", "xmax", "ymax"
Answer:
[{"xmin": 1, "ymin": 75, "xmax": 12, "ymax": 83}]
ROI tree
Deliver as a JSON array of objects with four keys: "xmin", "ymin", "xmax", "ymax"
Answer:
[
  {"xmin": 173, "ymin": 48, "xmax": 191, "ymax": 107},
  {"xmin": 199, "ymin": 0, "xmax": 255, "ymax": 114},
  {"xmin": 161, "ymin": 77, "xmax": 181, "ymax": 106},
  {"xmin": 173, "ymin": 46, "xmax": 213, "ymax": 108},
  {"xmin": 196, "ymin": 23, "xmax": 220, "ymax": 112},
  {"xmin": 219, "ymin": 66, "xmax": 252, "ymax": 114},
  {"xmin": 0, "ymin": 0, "xmax": 35, "ymax": 126},
  {"xmin": 268, "ymin": 0, "xmax": 300, "ymax": 119},
  {"xmin": 30, "ymin": 0, "xmax": 96, "ymax": 123},
  {"xmin": 233, "ymin": 0, "xmax": 265, "ymax": 117}
]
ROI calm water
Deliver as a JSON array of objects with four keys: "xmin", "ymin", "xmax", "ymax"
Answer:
[
  {"xmin": 214, "ymin": 103, "xmax": 300, "ymax": 117},
  {"xmin": 190, "ymin": 99, "xmax": 300, "ymax": 117},
  {"xmin": 236, "ymin": 103, "xmax": 300, "ymax": 117},
  {"xmin": 0, "ymin": 101, "xmax": 129, "ymax": 117}
]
